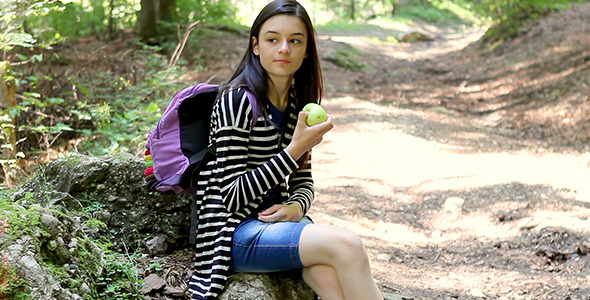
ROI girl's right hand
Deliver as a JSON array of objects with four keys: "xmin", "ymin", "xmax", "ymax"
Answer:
[{"xmin": 286, "ymin": 111, "xmax": 334, "ymax": 160}]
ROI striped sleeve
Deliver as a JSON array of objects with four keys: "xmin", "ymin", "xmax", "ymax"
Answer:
[
  {"xmin": 212, "ymin": 88, "xmax": 300, "ymax": 213},
  {"xmin": 286, "ymin": 151, "xmax": 314, "ymax": 215}
]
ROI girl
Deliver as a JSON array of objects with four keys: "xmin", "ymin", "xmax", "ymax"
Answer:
[{"xmin": 188, "ymin": 1, "xmax": 383, "ymax": 299}]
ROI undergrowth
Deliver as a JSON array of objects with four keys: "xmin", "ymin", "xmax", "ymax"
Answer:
[{"xmin": 0, "ymin": 190, "xmax": 146, "ymax": 299}]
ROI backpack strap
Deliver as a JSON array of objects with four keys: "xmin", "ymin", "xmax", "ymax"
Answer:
[
  {"xmin": 189, "ymin": 194, "xmax": 199, "ymax": 244},
  {"xmin": 188, "ymin": 146, "xmax": 215, "ymax": 244},
  {"xmin": 244, "ymin": 89, "xmax": 258, "ymax": 125},
  {"xmin": 188, "ymin": 87, "xmax": 257, "ymax": 245}
]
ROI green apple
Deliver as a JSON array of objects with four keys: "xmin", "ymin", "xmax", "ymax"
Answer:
[{"xmin": 302, "ymin": 103, "xmax": 328, "ymax": 126}]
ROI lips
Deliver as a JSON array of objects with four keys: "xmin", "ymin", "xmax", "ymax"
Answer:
[{"xmin": 275, "ymin": 59, "xmax": 290, "ymax": 64}]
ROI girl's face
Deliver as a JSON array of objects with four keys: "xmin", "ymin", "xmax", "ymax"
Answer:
[{"xmin": 252, "ymin": 14, "xmax": 308, "ymax": 83}]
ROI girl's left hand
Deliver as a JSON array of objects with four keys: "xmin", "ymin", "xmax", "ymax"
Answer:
[{"xmin": 257, "ymin": 203, "xmax": 303, "ymax": 223}]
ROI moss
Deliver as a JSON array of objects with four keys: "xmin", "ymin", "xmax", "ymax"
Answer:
[
  {"xmin": 66, "ymin": 155, "xmax": 85, "ymax": 169},
  {"xmin": 0, "ymin": 195, "xmax": 49, "ymax": 244},
  {"xmin": 0, "ymin": 261, "xmax": 31, "ymax": 300},
  {"xmin": 0, "ymin": 174, "xmax": 146, "ymax": 299},
  {"xmin": 0, "ymin": 191, "xmax": 33, "ymax": 298},
  {"xmin": 325, "ymin": 46, "xmax": 368, "ymax": 72},
  {"xmin": 83, "ymin": 219, "xmax": 107, "ymax": 230},
  {"xmin": 0, "ymin": 190, "xmax": 106, "ymax": 299},
  {"xmin": 43, "ymin": 260, "xmax": 70, "ymax": 283}
]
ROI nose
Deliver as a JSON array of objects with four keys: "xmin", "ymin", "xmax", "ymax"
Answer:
[{"xmin": 278, "ymin": 40, "xmax": 291, "ymax": 54}]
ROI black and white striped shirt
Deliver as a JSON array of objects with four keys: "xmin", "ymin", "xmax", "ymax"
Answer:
[{"xmin": 188, "ymin": 88, "xmax": 314, "ymax": 299}]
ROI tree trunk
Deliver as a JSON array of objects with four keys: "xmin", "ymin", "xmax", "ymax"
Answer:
[
  {"xmin": 389, "ymin": 0, "xmax": 396, "ymax": 16},
  {"xmin": 138, "ymin": 0, "xmax": 177, "ymax": 44},
  {"xmin": 0, "ymin": 61, "xmax": 17, "ymax": 186},
  {"xmin": 158, "ymin": 0, "xmax": 177, "ymax": 38},
  {"xmin": 159, "ymin": 0, "xmax": 176, "ymax": 23},
  {"xmin": 138, "ymin": 0, "xmax": 158, "ymax": 43}
]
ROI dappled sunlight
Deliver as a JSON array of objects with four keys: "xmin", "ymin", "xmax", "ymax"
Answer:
[
  {"xmin": 515, "ymin": 209, "xmax": 590, "ymax": 234},
  {"xmin": 311, "ymin": 211, "xmax": 429, "ymax": 245},
  {"xmin": 372, "ymin": 258, "xmax": 570, "ymax": 299},
  {"xmin": 429, "ymin": 211, "xmax": 519, "ymax": 241},
  {"xmin": 311, "ymin": 89, "xmax": 590, "ymax": 297},
  {"xmin": 310, "ymin": 5, "xmax": 590, "ymax": 298},
  {"xmin": 319, "ymin": 22, "xmax": 485, "ymax": 61},
  {"xmin": 316, "ymin": 96, "xmax": 590, "ymax": 203},
  {"xmin": 314, "ymin": 180, "xmax": 590, "ymax": 247}
]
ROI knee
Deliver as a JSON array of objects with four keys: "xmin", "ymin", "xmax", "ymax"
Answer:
[
  {"xmin": 301, "ymin": 225, "xmax": 370, "ymax": 268},
  {"xmin": 330, "ymin": 228, "xmax": 368, "ymax": 263}
]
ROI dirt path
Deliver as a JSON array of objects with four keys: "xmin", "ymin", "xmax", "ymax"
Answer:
[
  {"xmin": 312, "ymin": 96, "xmax": 590, "ymax": 299},
  {"xmin": 309, "ymin": 7, "xmax": 590, "ymax": 300}
]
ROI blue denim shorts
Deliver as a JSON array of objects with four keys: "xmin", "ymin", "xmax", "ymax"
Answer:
[{"xmin": 231, "ymin": 216, "xmax": 313, "ymax": 273}]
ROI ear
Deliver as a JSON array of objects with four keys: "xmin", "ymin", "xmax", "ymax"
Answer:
[{"xmin": 252, "ymin": 36, "xmax": 259, "ymax": 56}]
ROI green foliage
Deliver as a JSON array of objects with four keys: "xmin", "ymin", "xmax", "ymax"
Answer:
[
  {"xmin": 0, "ymin": 193, "xmax": 47, "ymax": 241},
  {"xmin": 0, "ymin": 0, "xmax": 66, "ymax": 56},
  {"xmin": 393, "ymin": 0, "xmax": 467, "ymax": 25},
  {"xmin": 0, "ymin": 62, "xmax": 26, "ymax": 179},
  {"xmin": 429, "ymin": 0, "xmax": 480, "ymax": 25},
  {"xmin": 325, "ymin": 46, "xmax": 368, "ymax": 71},
  {"xmin": 97, "ymin": 252, "xmax": 145, "ymax": 300},
  {"xmin": 145, "ymin": 258, "xmax": 163, "ymax": 273},
  {"xmin": 318, "ymin": 20, "xmax": 381, "ymax": 32},
  {"xmin": 25, "ymin": 0, "xmax": 140, "ymax": 41},
  {"xmin": 471, "ymin": 0, "xmax": 585, "ymax": 43},
  {"xmin": 0, "ymin": 191, "xmax": 32, "ymax": 298},
  {"xmin": 176, "ymin": 0, "xmax": 235, "ymax": 24},
  {"xmin": 0, "ymin": 190, "xmax": 148, "ymax": 299},
  {"xmin": 71, "ymin": 45, "xmax": 186, "ymax": 156},
  {"xmin": 0, "ymin": 263, "xmax": 31, "ymax": 300},
  {"xmin": 0, "ymin": 192, "xmax": 38, "ymax": 298}
]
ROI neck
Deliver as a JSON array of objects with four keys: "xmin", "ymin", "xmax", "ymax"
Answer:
[{"xmin": 267, "ymin": 77, "xmax": 292, "ymax": 111}]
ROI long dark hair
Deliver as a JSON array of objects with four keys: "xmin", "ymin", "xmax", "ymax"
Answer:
[{"xmin": 225, "ymin": 0, "xmax": 323, "ymax": 117}]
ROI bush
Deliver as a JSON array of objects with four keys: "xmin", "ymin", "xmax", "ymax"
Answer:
[{"xmin": 473, "ymin": 0, "xmax": 585, "ymax": 43}]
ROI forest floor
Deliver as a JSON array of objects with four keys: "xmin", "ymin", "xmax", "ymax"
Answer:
[
  {"xmin": 186, "ymin": 4, "xmax": 590, "ymax": 300},
  {"xmin": 29, "ymin": 2, "xmax": 590, "ymax": 299},
  {"xmin": 307, "ymin": 4, "xmax": 590, "ymax": 300}
]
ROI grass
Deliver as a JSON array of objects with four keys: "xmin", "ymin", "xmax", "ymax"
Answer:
[
  {"xmin": 394, "ymin": 0, "xmax": 481, "ymax": 26},
  {"xmin": 317, "ymin": 0, "xmax": 484, "ymax": 36},
  {"xmin": 324, "ymin": 46, "xmax": 368, "ymax": 72}
]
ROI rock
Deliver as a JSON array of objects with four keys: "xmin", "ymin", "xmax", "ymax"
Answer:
[
  {"xmin": 470, "ymin": 288, "xmax": 486, "ymax": 298},
  {"xmin": 401, "ymin": 31, "xmax": 434, "ymax": 43},
  {"xmin": 140, "ymin": 273, "xmax": 167, "ymax": 294},
  {"xmin": 145, "ymin": 234, "xmax": 169, "ymax": 256},
  {"xmin": 219, "ymin": 272, "xmax": 316, "ymax": 300},
  {"xmin": 431, "ymin": 229, "xmax": 442, "ymax": 238},
  {"xmin": 8, "ymin": 154, "xmax": 314, "ymax": 300},
  {"xmin": 0, "ymin": 208, "xmax": 104, "ymax": 300},
  {"xmin": 40, "ymin": 213, "xmax": 62, "ymax": 238},
  {"xmin": 164, "ymin": 285, "xmax": 186, "ymax": 297},
  {"xmin": 377, "ymin": 253, "xmax": 392, "ymax": 261},
  {"xmin": 443, "ymin": 197, "xmax": 465, "ymax": 213},
  {"xmin": 14, "ymin": 154, "xmax": 192, "ymax": 253}
]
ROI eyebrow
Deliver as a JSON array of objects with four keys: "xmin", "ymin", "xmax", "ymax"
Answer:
[{"xmin": 264, "ymin": 30, "xmax": 306, "ymax": 37}]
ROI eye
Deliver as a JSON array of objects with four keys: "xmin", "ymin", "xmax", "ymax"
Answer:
[
  {"xmin": 290, "ymin": 39, "xmax": 302, "ymax": 44},
  {"xmin": 267, "ymin": 38, "xmax": 278, "ymax": 43}
]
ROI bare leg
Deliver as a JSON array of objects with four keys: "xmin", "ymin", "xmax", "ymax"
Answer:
[
  {"xmin": 302, "ymin": 264, "xmax": 344, "ymax": 300},
  {"xmin": 299, "ymin": 224, "xmax": 382, "ymax": 300}
]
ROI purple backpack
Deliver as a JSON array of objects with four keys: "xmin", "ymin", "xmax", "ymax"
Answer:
[
  {"xmin": 144, "ymin": 83, "xmax": 256, "ymax": 194},
  {"xmin": 144, "ymin": 83, "xmax": 256, "ymax": 244}
]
